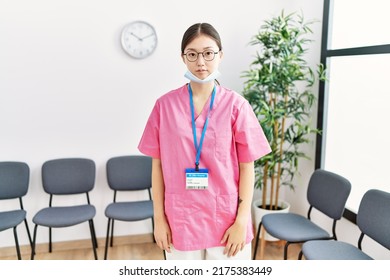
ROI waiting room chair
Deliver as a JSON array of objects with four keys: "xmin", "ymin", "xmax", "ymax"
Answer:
[
  {"xmin": 300, "ymin": 189, "xmax": 390, "ymax": 259},
  {"xmin": 253, "ymin": 169, "xmax": 351, "ymax": 260},
  {"xmin": 0, "ymin": 161, "xmax": 33, "ymax": 260},
  {"xmin": 104, "ymin": 155, "xmax": 154, "ymax": 260},
  {"xmin": 30, "ymin": 158, "xmax": 98, "ymax": 260}
]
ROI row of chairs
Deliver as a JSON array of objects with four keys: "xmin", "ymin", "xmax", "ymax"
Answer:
[
  {"xmin": 4, "ymin": 160, "xmax": 389, "ymax": 260},
  {"xmin": 252, "ymin": 169, "xmax": 390, "ymax": 260},
  {"xmin": 0, "ymin": 155, "xmax": 155, "ymax": 260}
]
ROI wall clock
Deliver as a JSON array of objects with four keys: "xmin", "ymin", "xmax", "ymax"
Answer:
[{"xmin": 121, "ymin": 20, "xmax": 158, "ymax": 59}]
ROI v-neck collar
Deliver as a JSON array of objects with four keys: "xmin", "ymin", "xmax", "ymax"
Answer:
[{"xmin": 186, "ymin": 84, "xmax": 219, "ymax": 122}]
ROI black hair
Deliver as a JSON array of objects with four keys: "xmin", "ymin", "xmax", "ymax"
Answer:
[{"xmin": 181, "ymin": 23, "xmax": 222, "ymax": 54}]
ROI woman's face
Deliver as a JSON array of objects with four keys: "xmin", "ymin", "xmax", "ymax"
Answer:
[{"xmin": 182, "ymin": 34, "xmax": 223, "ymax": 80}]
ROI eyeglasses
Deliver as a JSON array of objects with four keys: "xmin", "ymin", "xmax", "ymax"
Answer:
[{"xmin": 183, "ymin": 50, "xmax": 220, "ymax": 62}]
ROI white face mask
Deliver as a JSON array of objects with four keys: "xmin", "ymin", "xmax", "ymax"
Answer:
[{"xmin": 184, "ymin": 70, "xmax": 221, "ymax": 84}]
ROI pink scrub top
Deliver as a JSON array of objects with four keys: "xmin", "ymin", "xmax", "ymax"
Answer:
[{"xmin": 138, "ymin": 84, "xmax": 271, "ymax": 251}]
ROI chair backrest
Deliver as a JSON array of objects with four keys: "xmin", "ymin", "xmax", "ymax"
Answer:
[
  {"xmin": 357, "ymin": 189, "xmax": 390, "ymax": 250},
  {"xmin": 307, "ymin": 169, "xmax": 351, "ymax": 220},
  {"xmin": 106, "ymin": 155, "xmax": 152, "ymax": 191},
  {"xmin": 0, "ymin": 161, "xmax": 29, "ymax": 200},
  {"xmin": 42, "ymin": 158, "xmax": 96, "ymax": 195}
]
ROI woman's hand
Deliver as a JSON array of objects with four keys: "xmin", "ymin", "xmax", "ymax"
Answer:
[
  {"xmin": 220, "ymin": 220, "xmax": 247, "ymax": 257},
  {"xmin": 154, "ymin": 216, "xmax": 172, "ymax": 253}
]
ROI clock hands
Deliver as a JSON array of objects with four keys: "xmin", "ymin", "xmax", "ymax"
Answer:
[
  {"xmin": 130, "ymin": 32, "xmax": 155, "ymax": 42},
  {"xmin": 130, "ymin": 32, "xmax": 142, "ymax": 41},
  {"xmin": 140, "ymin": 33, "xmax": 155, "ymax": 40}
]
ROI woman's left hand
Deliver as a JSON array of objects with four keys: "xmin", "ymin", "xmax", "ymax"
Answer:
[{"xmin": 220, "ymin": 221, "xmax": 247, "ymax": 257}]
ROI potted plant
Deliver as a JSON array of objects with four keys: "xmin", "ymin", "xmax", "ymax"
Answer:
[{"xmin": 242, "ymin": 11, "xmax": 326, "ymax": 231}]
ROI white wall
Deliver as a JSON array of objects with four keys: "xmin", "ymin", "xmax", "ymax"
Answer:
[{"xmin": 0, "ymin": 0, "xmax": 324, "ymax": 249}]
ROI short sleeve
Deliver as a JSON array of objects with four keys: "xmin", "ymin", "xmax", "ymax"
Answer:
[
  {"xmin": 233, "ymin": 100, "xmax": 271, "ymax": 163},
  {"xmin": 138, "ymin": 101, "xmax": 161, "ymax": 158}
]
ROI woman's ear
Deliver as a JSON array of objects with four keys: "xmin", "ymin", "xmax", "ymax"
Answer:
[
  {"xmin": 181, "ymin": 54, "xmax": 186, "ymax": 64},
  {"xmin": 219, "ymin": 50, "xmax": 224, "ymax": 60}
]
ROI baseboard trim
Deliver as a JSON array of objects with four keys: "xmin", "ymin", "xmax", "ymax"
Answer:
[{"xmin": 0, "ymin": 233, "xmax": 154, "ymax": 258}]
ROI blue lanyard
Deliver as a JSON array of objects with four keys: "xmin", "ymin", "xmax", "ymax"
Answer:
[{"xmin": 188, "ymin": 84, "xmax": 216, "ymax": 171}]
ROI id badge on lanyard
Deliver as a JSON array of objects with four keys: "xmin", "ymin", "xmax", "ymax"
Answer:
[
  {"xmin": 185, "ymin": 84, "xmax": 216, "ymax": 190},
  {"xmin": 185, "ymin": 168, "xmax": 208, "ymax": 190}
]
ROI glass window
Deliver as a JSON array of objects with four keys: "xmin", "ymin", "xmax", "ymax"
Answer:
[
  {"xmin": 330, "ymin": 0, "xmax": 390, "ymax": 49},
  {"xmin": 323, "ymin": 54, "xmax": 390, "ymax": 211}
]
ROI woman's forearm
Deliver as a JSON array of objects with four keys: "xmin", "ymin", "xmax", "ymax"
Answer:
[
  {"xmin": 236, "ymin": 161, "xmax": 255, "ymax": 224},
  {"xmin": 152, "ymin": 158, "xmax": 166, "ymax": 221}
]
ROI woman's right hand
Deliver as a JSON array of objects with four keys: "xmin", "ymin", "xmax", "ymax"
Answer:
[{"xmin": 154, "ymin": 216, "xmax": 172, "ymax": 253}]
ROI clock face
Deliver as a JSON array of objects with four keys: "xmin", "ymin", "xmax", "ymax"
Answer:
[{"xmin": 121, "ymin": 21, "xmax": 158, "ymax": 59}]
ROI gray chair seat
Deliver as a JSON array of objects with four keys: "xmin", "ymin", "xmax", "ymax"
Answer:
[
  {"xmin": 262, "ymin": 213, "xmax": 330, "ymax": 242},
  {"xmin": 300, "ymin": 189, "xmax": 390, "ymax": 260},
  {"xmin": 30, "ymin": 158, "xmax": 98, "ymax": 260},
  {"xmin": 302, "ymin": 240, "xmax": 373, "ymax": 260},
  {"xmin": 33, "ymin": 205, "xmax": 96, "ymax": 228},
  {"xmin": 253, "ymin": 169, "xmax": 351, "ymax": 260},
  {"xmin": 0, "ymin": 210, "xmax": 27, "ymax": 231},
  {"xmin": 105, "ymin": 201, "xmax": 153, "ymax": 222}
]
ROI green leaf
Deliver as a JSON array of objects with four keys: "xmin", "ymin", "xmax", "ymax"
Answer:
[{"xmin": 242, "ymin": 10, "xmax": 325, "ymax": 196}]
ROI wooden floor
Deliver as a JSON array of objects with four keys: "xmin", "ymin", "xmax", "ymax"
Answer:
[{"xmin": 0, "ymin": 234, "xmax": 302, "ymax": 260}]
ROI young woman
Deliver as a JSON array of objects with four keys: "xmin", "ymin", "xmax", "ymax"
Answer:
[{"xmin": 138, "ymin": 23, "xmax": 271, "ymax": 260}]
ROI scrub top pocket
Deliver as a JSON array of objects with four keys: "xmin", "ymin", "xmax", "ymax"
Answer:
[
  {"xmin": 164, "ymin": 192, "xmax": 217, "ymax": 250},
  {"xmin": 216, "ymin": 193, "xmax": 238, "ymax": 229},
  {"xmin": 213, "ymin": 130, "xmax": 232, "ymax": 163}
]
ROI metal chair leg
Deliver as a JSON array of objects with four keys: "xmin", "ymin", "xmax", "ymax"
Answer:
[
  {"xmin": 88, "ymin": 220, "xmax": 98, "ymax": 260},
  {"xmin": 49, "ymin": 227, "xmax": 52, "ymax": 252},
  {"xmin": 24, "ymin": 218, "xmax": 33, "ymax": 248},
  {"xmin": 31, "ymin": 224, "xmax": 38, "ymax": 260},
  {"xmin": 284, "ymin": 241, "xmax": 291, "ymax": 260},
  {"xmin": 298, "ymin": 250, "xmax": 304, "ymax": 260},
  {"xmin": 104, "ymin": 218, "xmax": 112, "ymax": 260},
  {"xmin": 110, "ymin": 219, "xmax": 115, "ymax": 247},
  {"xmin": 252, "ymin": 222, "xmax": 262, "ymax": 259},
  {"xmin": 13, "ymin": 227, "xmax": 21, "ymax": 260},
  {"xmin": 90, "ymin": 219, "xmax": 98, "ymax": 249}
]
